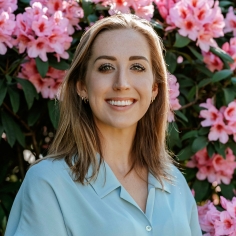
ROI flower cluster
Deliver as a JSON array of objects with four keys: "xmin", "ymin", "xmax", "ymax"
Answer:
[
  {"xmin": 166, "ymin": 0, "xmax": 225, "ymax": 52},
  {"xmin": 224, "ymin": 6, "xmax": 236, "ymax": 37},
  {"xmin": 199, "ymin": 98, "xmax": 236, "ymax": 144},
  {"xmin": 198, "ymin": 197, "xmax": 236, "ymax": 236},
  {"xmin": 0, "ymin": 4, "xmax": 16, "ymax": 55},
  {"xmin": 13, "ymin": 1, "xmax": 83, "ymax": 61},
  {"xmin": 167, "ymin": 74, "xmax": 181, "ymax": 122},
  {"xmin": 18, "ymin": 58, "xmax": 65, "ymax": 99},
  {"xmin": 203, "ymin": 37, "xmax": 236, "ymax": 72},
  {"xmin": 91, "ymin": 0, "xmax": 154, "ymax": 20},
  {"xmin": 187, "ymin": 147, "xmax": 236, "ymax": 184}
]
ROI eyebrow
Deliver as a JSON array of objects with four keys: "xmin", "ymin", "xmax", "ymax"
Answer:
[{"xmin": 94, "ymin": 55, "xmax": 149, "ymax": 63}]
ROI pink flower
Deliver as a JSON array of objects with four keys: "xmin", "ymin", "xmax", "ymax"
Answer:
[
  {"xmin": 224, "ymin": 100, "xmax": 236, "ymax": 122},
  {"xmin": 199, "ymin": 100, "xmax": 222, "ymax": 127},
  {"xmin": 32, "ymin": 15, "xmax": 54, "ymax": 37},
  {"xmin": 202, "ymin": 51, "xmax": 223, "ymax": 72},
  {"xmin": 208, "ymin": 117, "xmax": 230, "ymax": 144},
  {"xmin": 0, "ymin": 0, "xmax": 17, "ymax": 12},
  {"xmin": 167, "ymin": 74, "xmax": 181, "ymax": 122},
  {"xmin": 215, "ymin": 211, "xmax": 236, "ymax": 235},
  {"xmin": 133, "ymin": 3, "xmax": 154, "ymax": 21},
  {"xmin": 108, "ymin": 0, "xmax": 131, "ymax": 15},
  {"xmin": 153, "ymin": 0, "xmax": 175, "ymax": 20},
  {"xmin": 18, "ymin": 58, "xmax": 65, "ymax": 99},
  {"xmin": 222, "ymin": 38, "xmax": 236, "ymax": 71},
  {"xmin": 27, "ymin": 37, "xmax": 51, "ymax": 62},
  {"xmin": 224, "ymin": 6, "xmax": 236, "ymax": 36},
  {"xmin": 0, "ymin": 9, "xmax": 16, "ymax": 55}
]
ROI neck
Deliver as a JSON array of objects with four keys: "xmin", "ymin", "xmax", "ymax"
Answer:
[{"xmin": 97, "ymin": 125, "xmax": 137, "ymax": 175}]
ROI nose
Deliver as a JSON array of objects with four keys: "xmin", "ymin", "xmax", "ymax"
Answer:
[{"xmin": 113, "ymin": 69, "xmax": 130, "ymax": 91}]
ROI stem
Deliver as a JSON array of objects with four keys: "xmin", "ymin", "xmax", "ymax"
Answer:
[{"xmin": 17, "ymin": 144, "xmax": 25, "ymax": 178}]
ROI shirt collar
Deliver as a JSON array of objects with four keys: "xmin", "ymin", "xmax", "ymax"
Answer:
[{"xmin": 88, "ymin": 158, "xmax": 172, "ymax": 198}]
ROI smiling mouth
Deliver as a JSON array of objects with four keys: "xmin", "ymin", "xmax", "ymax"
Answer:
[{"xmin": 106, "ymin": 99, "xmax": 135, "ymax": 106}]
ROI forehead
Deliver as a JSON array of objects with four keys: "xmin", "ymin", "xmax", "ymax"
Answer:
[{"xmin": 90, "ymin": 29, "xmax": 151, "ymax": 59}]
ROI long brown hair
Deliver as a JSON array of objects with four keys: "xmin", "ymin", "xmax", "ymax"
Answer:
[{"xmin": 47, "ymin": 14, "xmax": 173, "ymax": 185}]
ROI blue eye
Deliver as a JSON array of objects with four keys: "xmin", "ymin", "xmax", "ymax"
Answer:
[
  {"xmin": 98, "ymin": 63, "xmax": 114, "ymax": 72},
  {"xmin": 131, "ymin": 63, "xmax": 146, "ymax": 72}
]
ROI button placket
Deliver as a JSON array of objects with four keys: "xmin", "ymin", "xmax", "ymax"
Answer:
[{"xmin": 146, "ymin": 225, "xmax": 152, "ymax": 232}]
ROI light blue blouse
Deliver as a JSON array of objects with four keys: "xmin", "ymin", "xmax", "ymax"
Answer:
[{"xmin": 5, "ymin": 158, "xmax": 202, "ymax": 236}]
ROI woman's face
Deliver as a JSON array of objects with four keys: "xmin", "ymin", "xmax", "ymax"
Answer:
[{"xmin": 77, "ymin": 29, "xmax": 158, "ymax": 132}]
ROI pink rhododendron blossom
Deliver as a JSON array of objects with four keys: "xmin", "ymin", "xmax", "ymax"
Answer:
[
  {"xmin": 167, "ymin": 0, "xmax": 224, "ymax": 52},
  {"xmin": 0, "ymin": 0, "xmax": 17, "ymax": 12},
  {"xmin": 202, "ymin": 51, "xmax": 223, "ymax": 72},
  {"xmin": 208, "ymin": 117, "xmax": 230, "ymax": 144},
  {"xmin": 0, "ymin": 9, "xmax": 16, "ymax": 55},
  {"xmin": 199, "ymin": 98, "xmax": 236, "ymax": 144},
  {"xmin": 18, "ymin": 58, "xmax": 65, "ymax": 99},
  {"xmin": 198, "ymin": 197, "xmax": 236, "ymax": 235},
  {"xmin": 187, "ymin": 148, "xmax": 236, "ymax": 184},
  {"xmin": 222, "ymin": 38, "xmax": 236, "ymax": 71},
  {"xmin": 13, "ymin": 1, "xmax": 83, "ymax": 61},
  {"xmin": 153, "ymin": 0, "xmax": 176, "ymax": 20},
  {"xmin": 224, "ymin": 6, "xmax": 236, "ymax": 36},
  {"xmin": 167, "ymin": 74, "xmax": 181, "ymax": 122},
  {"xmin": 224, "ymin": 100, "xmax": 236, "ymax": 122}
]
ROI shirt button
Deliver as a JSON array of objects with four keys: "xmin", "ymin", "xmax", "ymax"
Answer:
[{"xmin": 146, "ymin": 225, "xmax": 152, "ymax": 232}]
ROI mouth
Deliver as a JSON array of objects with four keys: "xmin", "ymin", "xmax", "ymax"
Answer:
[{"xmin": 106, "ymin": 99, "xmax": 135, "ymax": 107}]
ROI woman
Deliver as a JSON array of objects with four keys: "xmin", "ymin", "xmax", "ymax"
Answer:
[{"xmin": 5, "ymin": 14, "xmax": 202, "ymax": 236}]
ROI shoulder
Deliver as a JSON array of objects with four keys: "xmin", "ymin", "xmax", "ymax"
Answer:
[
  {"xmin": 168, "ymin": 164, "xmax": 194, "ymax": 200},
  {"xmin": 27, "ymin": 157, "xmax": 68, "ymax": 179}
]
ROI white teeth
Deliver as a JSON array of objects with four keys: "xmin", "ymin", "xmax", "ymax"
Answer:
[{"xmin": 108, "ymin": 100, "xmax": 133, "ymax": 106}]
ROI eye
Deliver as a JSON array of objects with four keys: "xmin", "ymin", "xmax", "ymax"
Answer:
[
  {"xmin": 98, "ymin": 63, "xmax": 115, "ymax": 72},
  {"xmin": 130, "ymin": 63, "xmax": 146, "ymax": 72}
]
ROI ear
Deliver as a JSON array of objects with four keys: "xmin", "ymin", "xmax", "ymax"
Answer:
[
  {"xmin": 76, "ymin": 80, "xmax": 88, "ymax": 98},
  {"xmin": 152, "ymin": 83, "xmax": 158, "ymax": 98}
]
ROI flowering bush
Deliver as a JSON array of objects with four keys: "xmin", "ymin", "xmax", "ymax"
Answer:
[{"xmin": 0, "ymin": 0, "xmax": 236, "ymax": 235}]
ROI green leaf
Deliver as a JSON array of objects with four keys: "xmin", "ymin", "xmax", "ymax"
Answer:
[
  {"xmin": 165, "ymin": 51, "xmax": 177, "ymax": 73},
  {"xmin": 15, "ymin": 77, "xmax": 38, "ymax": 109},
  {"xmin": 196, "ymin": 65, "xmax": 213, "ymax": 77},
  {"xmin": 87, "ymin": 14, "xmax": 98, "ymax": 24},
  {"xmin": 188, "ymin": 46, "xmax": 203, "ymax": 61},
  {"xmin": 223, "ymin": 87, "xmax": 235, "ymax": 104},
  {"xmin": 181, "ymin": 130, "xmax": 198, "ymax": 141},
  {"xmin": 48, "ymin": 100, "xmax": 59, "ymax": 129},
  {"xmin": 212, "ymin": 69, "xmax": 232, "ymax": 83},
  {"xmin": 173, "ymin": 33, "xmax": 191, "ymax": 48},
  {"xmin": 1, "ymin": 111, "xmax": 25, "ymax": 147},
  {"xmin": 48, "ymin": 57, "xmax": 70, "ymax": 70},
  {"xmin": 175, "ymin": 110, "xmax": 188, "ymax": 122},
  {"xmin": 7, "ymin": 87, "xmax": 20, "ymax": 113},
  {"xmin": 35, "ymin": 57, "xmax": 49, "ymax": 78},
  {"xmin": 198, "ymin": 127, "xmax": 209, "ymax": 135},
  {"xmin": 226, "ymin": 142, "xmax": 236, "ymax": 156},
  {"xmin": 82, "ymin": 0, "xmax": 93, "ymax": 18},
  {"xmin": 214, "ymin": 142, "xmax": 226, "ymax": 158},
  {"xmin": 27, "ymin": 106, "xmax": 42, "ymax": 126},
  {"xmin": 219, "ymin": 183, "xmax": 235, "ymax": 199},
  {"xmin": 193, "ymin": 180, "xmax": 210, "ymax": 202},
  {"xmin": 219, "ymin": 1, "xmax": 233, "ymax": 7},
  {"xmin": 192, "ymin": 136, "xmax": 208, "ymax": 153},
  {"xmin": 1, "ymin": 112, "xmax": 16, "ymax": 147},
  {"xmin": 177, "ymin": 145, "xmax": 194, "ymax": 161},
  {"xmin": 231, "ymin": 77, "xmax": 236, "ymax": 85},
  {"xmin": 150, "ymin": 20, "xmax": 163, "ymax": 30},
  {"xmin": 0, "ymin": 182, "xmax": 21, "ymax": 193},
  {"xmin": 183, "ymin": 168, "xmax": 197, "ymax": 182},
  {"xmin": 210, "ymin": 47, "xmax": 234, "ymax": 63},
  {"xmin": 167, "ymin": 122, "xmax": 181, "ymax": 149},
  {"xmin": 0, "ymin": 79, "xmax": 7, "ymax": 106},
  {"xmin": 0, "ymin": 206, "xmax": 5, "ymax": 229},
  {"xmin": 198, "ymin": 78, "xmax": 212, "ymax": 88},
  {"xmin": 207, "ymin": 143, "xmax": 215, "ymax": 158},
  {"xmin": 187, "ymin": 86, "xmax": 197, "ymax": 101}
]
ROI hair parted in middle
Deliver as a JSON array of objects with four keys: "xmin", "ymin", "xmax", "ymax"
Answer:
[{"xmin": 48, "ymin": 13, "xmax": 173, "ymax": 186}]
